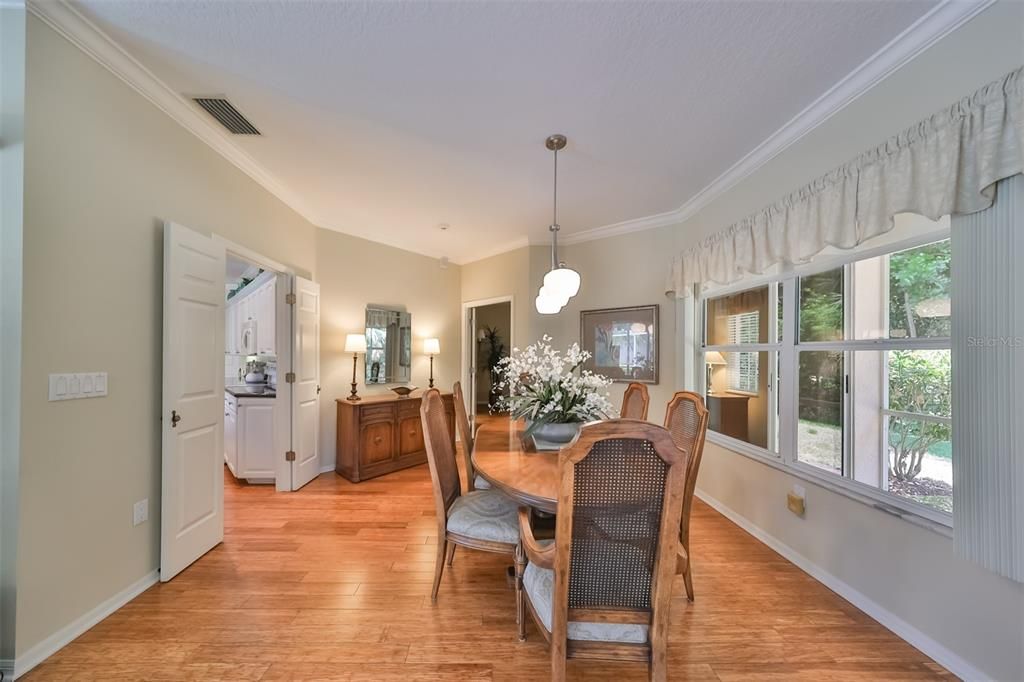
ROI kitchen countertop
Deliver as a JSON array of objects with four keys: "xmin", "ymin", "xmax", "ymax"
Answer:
[{"xmin": 225, "ymin": 385, "xmax": 276, "ymax": 399}]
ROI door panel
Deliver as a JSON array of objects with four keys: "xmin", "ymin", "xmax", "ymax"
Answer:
[
  {"xmin": 361, "ymin": 422, "xmax": 393, "ymax": 465},
  {"xmin": 161, "ymin": 221, "xmax": 225, "ymax": 582},
  {"xmin": 290, "ymin": 276, "xmax": 321, "ymax": 490},
  {"xmin": 398, "ymin": 415, "xmax": 424, "ymax": 456}
]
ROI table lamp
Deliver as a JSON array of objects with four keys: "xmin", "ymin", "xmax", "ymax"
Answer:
[
  {"xmin": 423, "ymin": 338, "xmax": 440, "ymax": 388},
  {"xmin": 345, "ymin": 333, "xmax": 367, "ymax": 401},
  {"xmin": 705, "ymin": 350, "xmax": 726, "ymax": 394}
]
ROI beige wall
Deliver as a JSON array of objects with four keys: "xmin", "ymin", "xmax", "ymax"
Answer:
[
  {"xmin": 316, "ymin": 228, "xmax": 462, "ymax": 469},
  {"xmin": 460, "ymin": 246, "xmax": 532, "ymax": 350},
  {"xmin": 17, "ymin": 15, "xmax": 322, "ymax": 656}
]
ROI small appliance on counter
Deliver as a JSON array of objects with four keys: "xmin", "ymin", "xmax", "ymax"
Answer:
[{"xmin": 244, "ymin": 359, "xmax": 268, "ymax": 393}]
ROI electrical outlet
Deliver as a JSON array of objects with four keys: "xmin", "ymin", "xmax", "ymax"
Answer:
[
  {"xmin": 787, "ymin": 484, "xmax": 806, "ymax": 517},
  {"xmin": 133, "ymin": 498, "xmax": 149, "ymax": 526}
]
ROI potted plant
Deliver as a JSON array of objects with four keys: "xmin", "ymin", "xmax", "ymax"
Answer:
[{"xmin": 494, "ymin": 336, "xmax": 616, "ymax": 449}]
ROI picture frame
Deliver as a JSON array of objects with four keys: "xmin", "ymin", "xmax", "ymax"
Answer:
[{"xmin": 579, "ymin": 304, "xmax": 659, "ymax": 384}]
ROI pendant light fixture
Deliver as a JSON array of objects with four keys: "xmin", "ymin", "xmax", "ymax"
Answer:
[{"xmin": 535, "ymin": 134, "xmax": 581, "ymax": 314}]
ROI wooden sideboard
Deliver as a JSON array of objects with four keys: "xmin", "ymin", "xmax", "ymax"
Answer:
[
  {"xmin": 707, "ymin": 392, "xmax": 750, "ymax": 442},
  {"xmin": 336, "ymin": 392, "xmax": 455, "ymax": 482}
]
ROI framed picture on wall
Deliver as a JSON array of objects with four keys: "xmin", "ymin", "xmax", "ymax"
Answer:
[{"xmin": 579, "ymin": 305, "xmax": 659, "ymax": 384}]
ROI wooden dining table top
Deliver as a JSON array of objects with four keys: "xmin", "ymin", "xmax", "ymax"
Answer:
[{"xmin": 471, "ymin": 417, "xmax": 559, "ymax": 513}]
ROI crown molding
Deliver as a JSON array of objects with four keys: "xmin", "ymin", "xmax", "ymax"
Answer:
[
  {"xmin": 27, "ymin": 0, "xmax": 325, "ymax": 229},
  {"xmin": 557, "ymin": 0, "xmax": 995, "ymax": 247}
]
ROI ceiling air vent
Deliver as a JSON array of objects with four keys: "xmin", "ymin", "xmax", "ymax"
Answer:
[{"xmin": 192, "ymin": 97, "xmax": 260, "ymax": 135}]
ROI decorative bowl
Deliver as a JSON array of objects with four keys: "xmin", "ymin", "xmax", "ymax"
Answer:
[
  {"xmin": 528, "ymin": 421, "xmax": 581, "ymax": 451},
  {"xmin": 390, "ymin": 385, "xmax": 417, "ymax": 399}
]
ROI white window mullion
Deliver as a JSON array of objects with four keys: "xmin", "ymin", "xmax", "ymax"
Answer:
[{"xmin": 779, "ymin": 276, "xmax": 798, "ymax": 465}]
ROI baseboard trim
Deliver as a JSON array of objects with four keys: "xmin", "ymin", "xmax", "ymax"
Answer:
[
  {"xmin": 319, "ymin": 464, "xmax": 336, "ymax": 475},
  {"xmin": 694, "ymin": 488, "xmax": 986, "ymax": 681},
  {"xmin": 13, "ymin": 569, "xmax": 158, "ymax": 678},
  {"xmin": 1, "ymin": 658, "xmax": 14, "ymax": 678}
]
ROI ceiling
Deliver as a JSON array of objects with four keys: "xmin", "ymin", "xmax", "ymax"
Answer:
[{"xmin": 71, "ymin": 0, "xmax": 938, "ymax": 263}]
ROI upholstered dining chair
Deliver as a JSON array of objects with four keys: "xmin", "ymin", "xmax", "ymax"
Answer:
[
  {"xmin": 516, "ymin": 420, "xmax": 687, "ymax": 681},
  {"xmin": 621, "ymin": 382, "xmax": 650, "ymax": 420},
  {"xmin": 452, "ymin": 381, "xmax": 491, "ymax": 491},
  {"xmin": 420, "ymin": 388, "xmax": 518, "ymax": 601},
  {"xmin": 663, "ymin": 391, "xmax": 710, "ymax": 601}
]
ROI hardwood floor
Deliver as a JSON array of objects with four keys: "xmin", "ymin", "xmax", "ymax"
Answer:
[{"xmin": 25, "ymin": 439, "xmax": 950, "ymax": 681}]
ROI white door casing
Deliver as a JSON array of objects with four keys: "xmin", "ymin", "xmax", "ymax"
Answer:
[
  {"xmin": 290, "ymin": 276, "xmax": 321, "ymax": 490},
  {"xmin": 161, "ymin": 221, "xmax": 225, "ymax": 582}
]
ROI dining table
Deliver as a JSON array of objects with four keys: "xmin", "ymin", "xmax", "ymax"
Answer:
[{"xmin": 472, "ymin": 417, "xmax": 559, "ymax": 514}]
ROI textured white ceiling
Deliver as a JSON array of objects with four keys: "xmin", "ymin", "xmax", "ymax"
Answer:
[{"xmin": 72, "ymin": 0, "xmax": 936, "ymax": 263}]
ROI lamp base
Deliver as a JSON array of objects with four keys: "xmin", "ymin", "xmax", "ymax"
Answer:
[{"xmin": 348, "ymin": 353, "xmax": 361, "ymax": 401}]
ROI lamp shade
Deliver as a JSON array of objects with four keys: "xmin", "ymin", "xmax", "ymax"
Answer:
[
  {"xmin": 704, "ymin": 350, "xmax": 727, "ymax": 365},
  {"xmin": 344, "ymin": 333, "xmax": 367, "ymax": 353},
  {"xmin": 543, "ymin": 266, "xmax": 581, "ymax": 299},
  {"xmin": 535, "ymin": 291, "xmax": 563, "ymax": 315},
  {"xmin": 423, "ymin": 338, "xmax": 441, "ymax": 355}
]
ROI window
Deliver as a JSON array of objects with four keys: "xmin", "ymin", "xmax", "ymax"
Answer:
[{"xmin": 698, "ymin": 234, "xmax": 953, "ymax": 521}]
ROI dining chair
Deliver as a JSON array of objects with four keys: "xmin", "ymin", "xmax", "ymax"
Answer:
[
  {"xmin": 621, "ymin": 382, "xmax": 650, "ymax": 420},
  {"xmin": 516, "ymin": 420, "xmax": 687, "ymax": 681},
  {"xmin": 663, "ymin": 391, "xmax": 710, "ymax": 602},
  {"xmin": 452, "ymin": 381, "xmax": 491, "ymax": 491},
  {"xmin": 420, "ymin": 388, "xmax": 518, "ymax": 601}
]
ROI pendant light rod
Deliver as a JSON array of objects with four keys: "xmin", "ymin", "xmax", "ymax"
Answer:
[{"xmin": 545, "ymin": 134, "xmax": 566, "ymax": 271}]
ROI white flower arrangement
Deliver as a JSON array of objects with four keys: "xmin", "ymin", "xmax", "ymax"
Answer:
[{"xmin": 494, "ymin": 336, "xmax": 616, "ymax": 434}]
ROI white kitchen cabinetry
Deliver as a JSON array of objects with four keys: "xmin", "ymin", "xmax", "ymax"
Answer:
[
  {"xmin": 225, "ymin": 273, "xmax": 276, "ymax": 357},
  {"xmin": 224, "ymin": 391, "xmax": 275, "ymax": 483}
]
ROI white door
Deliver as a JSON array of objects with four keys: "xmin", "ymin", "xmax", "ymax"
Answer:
[
  {"xmin": 161, "ymin": 221, "xmax": 225, "ymax": 582},
  {"xmin": 290, "ymin": 276, "xmax": 321, "ymax": 490}
]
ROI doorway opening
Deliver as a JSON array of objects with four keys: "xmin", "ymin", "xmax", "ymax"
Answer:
[{"xmin": 462, "ymin": 297, "xmax": 513, "ymax": 426}]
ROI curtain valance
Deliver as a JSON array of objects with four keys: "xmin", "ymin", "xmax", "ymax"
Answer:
[{"xmin": 665, "ymin": 66, "xmax": 1024, "ymax": 298}]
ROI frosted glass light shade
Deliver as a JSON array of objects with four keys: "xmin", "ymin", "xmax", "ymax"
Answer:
[
  {"xmin": 423, "ymin": 338, "xmax": 441, "ymax": 355},
  {"xmin": 344, "ymin": 334, "xmax": 367, "ymax": 353},
  {"xmin": 535, "ymin": 292, "xmax": 563, "ymax": 315},
  {"xmin": 543, "ymin": 266, "xmax": 581, "ymax": 299}
]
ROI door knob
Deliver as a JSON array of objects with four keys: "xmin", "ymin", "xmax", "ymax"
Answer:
[{"xmin": 171, "ymin": 410, "xmax": 182, "ymax": 428}]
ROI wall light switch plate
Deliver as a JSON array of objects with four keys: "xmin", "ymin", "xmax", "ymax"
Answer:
[
  {"xmin": 49, "ymin": 373, "xmax": 108, "ymax": 401},
  {"xmin": 133, "ymin": 498, "xmax": 149, "ymax": 526}
]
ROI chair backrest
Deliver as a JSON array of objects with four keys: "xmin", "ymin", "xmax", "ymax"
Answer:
[
  {"xmin": 550, "ymin": 420, "xmax": 686, "ymax": 642},
  {"xmin": 452, "ymin": 381, "xmax": 477, "ymax": 490},
  {"xmin": 620, "ymin": 382, "xmax": 650, "ymax": 420},
  {"xmin": 663, "ymin": 392, "xmax": 710, "ymax": 547},
  {"xmin": 420, "ymin": 388, "xmax": 461, "ymax": 520}
]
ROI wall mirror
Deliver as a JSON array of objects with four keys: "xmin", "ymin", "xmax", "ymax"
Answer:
[{"xmin": 365, "ymin": 307, "xmax": 412, "ymax": 384}]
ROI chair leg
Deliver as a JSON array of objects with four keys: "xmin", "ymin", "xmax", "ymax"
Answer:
[
  {"xmin": 682, "ymin": 562, "xmax": 695, "ymax": 602},
  {"xmin": 514, "ymin": 543, "xmax": 527, "ymax": 642},
  {"xmin": 445, "ymin": 542, "xmax": 456, "ymax": 567},
  {"xmin": 550, "ymin": 642, "xmax": 567, "ymax": 682},
  {"xmin": 431, "ymin": 539, "xmax": 447, "ymax": 602}
]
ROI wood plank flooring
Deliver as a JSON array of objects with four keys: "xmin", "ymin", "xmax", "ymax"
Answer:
[{"xmin": 25, "ymin": 439, "xmax": 951, "ymax": 680}]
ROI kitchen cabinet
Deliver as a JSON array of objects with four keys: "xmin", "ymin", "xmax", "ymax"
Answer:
[
  {"xmin": 224, "ymin": 390, "xmax": 276, "ymax": 483},
  {"xmin": 225, "ymin": 273, "xmax": 276, "ymax": 357}
]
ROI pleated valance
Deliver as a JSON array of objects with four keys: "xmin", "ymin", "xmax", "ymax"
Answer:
[{"xmin": 665, "ymin": 66, "xmax": 1024, "ymax": 298}]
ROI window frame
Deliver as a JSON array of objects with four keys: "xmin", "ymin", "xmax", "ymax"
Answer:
[{"xmin": 696, "ymin": 227, "xmax": 953, "ymax": 531}]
